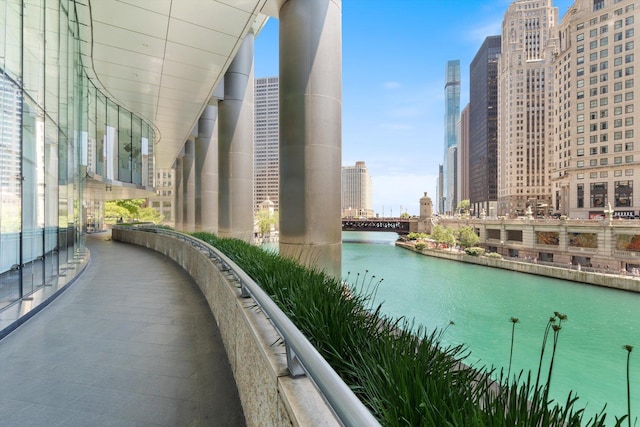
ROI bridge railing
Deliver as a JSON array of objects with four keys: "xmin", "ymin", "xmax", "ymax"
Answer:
[{"xmin": 341, "ymin": 219, "xmax": 410, "ymax": 233}]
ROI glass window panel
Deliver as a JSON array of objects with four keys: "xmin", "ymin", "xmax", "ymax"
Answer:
[{"xmin": 118, "ymin": 108, "xmax": 132, "ymax": 183}]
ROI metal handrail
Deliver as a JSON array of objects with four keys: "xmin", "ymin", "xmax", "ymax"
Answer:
[{"xmin": 129, "ymin": 225, "xmax": 380, "ymax": 427}]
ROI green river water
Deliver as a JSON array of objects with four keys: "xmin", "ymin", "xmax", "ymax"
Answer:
[{"xmin": 342, "ymin": 231, "xmax": 640, "ymax": 424}]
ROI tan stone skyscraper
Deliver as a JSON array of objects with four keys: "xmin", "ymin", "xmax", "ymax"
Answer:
[
  {"xmin": 497, "ymin": 0, "xmax": 559, "ymax": 217},
  {"xmin": 341, "ymin": 161, "xmax": 373, "ymax": 218},
  {"xmin": 552, "ymin": 0, "xmax": 638, "ymax": 219},
  {"xmin": 254, "ymin": 76, "xmax": 280, "ymax": 214}
]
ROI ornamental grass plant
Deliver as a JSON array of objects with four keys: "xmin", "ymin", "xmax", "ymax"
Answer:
[{"xmin": 191, "ymin": 232, "xmax": 620, "ymax": 426}]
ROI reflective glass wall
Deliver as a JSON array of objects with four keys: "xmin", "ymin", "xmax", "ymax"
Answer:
[{"xmin": 0, "ymin": 0, "xmax": 155, "ymax": 308}]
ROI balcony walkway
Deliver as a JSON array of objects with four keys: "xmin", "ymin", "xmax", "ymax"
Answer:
[{"xmin": 0, "ymin": 231, "xmax": 245, "ymax": 426}]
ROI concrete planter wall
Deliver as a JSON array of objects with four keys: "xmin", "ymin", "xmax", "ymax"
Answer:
[{"xmin": 112, "ymin": 228, "xmax": 339, "ymax": 427}]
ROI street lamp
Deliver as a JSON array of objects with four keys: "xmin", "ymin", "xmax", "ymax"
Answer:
[{"xmin": 500, "ymin": 240, "xmax": 504, "ymax": 256}]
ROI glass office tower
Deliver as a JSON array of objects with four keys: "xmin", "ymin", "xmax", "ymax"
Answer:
[
  {"xmin": 0, "ymin": 0, "xmax": 154, "ymax": 308},
  {"xmin": 443, "ymin": 60, "xmax": 460, "ymax": 214}
]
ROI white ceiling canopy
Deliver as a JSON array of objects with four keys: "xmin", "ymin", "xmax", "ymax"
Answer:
[{"xmin": 79, "ymin": 0, "xmax": 282, "ymax": 170}]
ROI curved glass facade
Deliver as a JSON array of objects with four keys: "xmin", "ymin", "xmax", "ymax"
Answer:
[{"xmin": 0, "ymin": 0, "xmax": 154, "ymax": 308}]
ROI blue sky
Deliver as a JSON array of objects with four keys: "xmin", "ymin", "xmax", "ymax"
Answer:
[{"xmin": 255, "ymin": 0, "xmax": 574, "ymax": 216}]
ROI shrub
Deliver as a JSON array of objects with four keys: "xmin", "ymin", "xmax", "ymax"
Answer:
[
  {"xmin": 485, "ymin": 252, "xmax": 503, "ymax": 259},
  {"xmin": 465, "ymin": 247, "xmax": 485, "ymax": 256},
  {"xmin": 407, "ymin": 232, "xmax": 428, "ymax": 240},
  {"xmin": 414, "ymin": 242, "xmax": 426, "ymax": 251}
]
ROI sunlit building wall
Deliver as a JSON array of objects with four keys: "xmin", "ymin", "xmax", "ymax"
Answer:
[
  {"xmin": 341, "ymin": 161, "xmax": 373, "ymax": 218},
  {"xmin": 254, "ymin": 77, "xmax": 280, "ymax": 214},
  {"xmin": 552, "ymin": 0, "xmax": 638, "ymax": 219},
  {"xmin": 498, "ymin": 0, "xmax": 558, "ymax": 217}
]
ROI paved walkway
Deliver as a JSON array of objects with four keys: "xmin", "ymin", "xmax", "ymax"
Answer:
[{"xmin": 0, "ymin": 231, "xmax": 245, "ymax": 426}]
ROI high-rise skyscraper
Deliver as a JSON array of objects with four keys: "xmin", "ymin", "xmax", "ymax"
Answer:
[
  {"xmin": 470, "ymin": 35, "xmax": 501, "ymax": 217},
  {"xmin": 341, "ymin": 161, "xmax": 373, "ymax": 218},
  {"xmin": 443, "ymin": 60, "xmax": 461, "ymax": 214},
  {"xmin": 458, "ymin": 104, "xmax": 470, "ymax": 206},
  {"xmin": 552, "ymin": 0, "xmax": 638, "ymax": 219},
  {"xmin": 497, "ymin": 0, "xmax": 558, "ymax": 217},
  {"xmin": 254, "ymin": 77, "xmax": 280, "ymax": 214}
]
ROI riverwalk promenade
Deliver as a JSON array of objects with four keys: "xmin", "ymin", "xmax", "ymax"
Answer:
[{"xmin": 0, "ymin": 231, "xmax": 245, "ymax": 426}]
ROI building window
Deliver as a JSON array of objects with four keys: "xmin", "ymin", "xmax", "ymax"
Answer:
[
  {"xmin": 578, "ymin": 183, "xmax": 584, "ymax": 208},
  {"xmin": 591, "ymin": 182, "xmax": 608, "ymax": 207},
  {"xmin": 615, "ymin": 180, "xmax": 633, "ymax": 207}
]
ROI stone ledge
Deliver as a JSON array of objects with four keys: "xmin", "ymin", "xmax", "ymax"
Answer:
[{"xmin": 397, "ymin": 241, "xmax": 640, "ymax": 293}]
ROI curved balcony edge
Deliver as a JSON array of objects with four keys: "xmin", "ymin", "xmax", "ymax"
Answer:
[{"xmin": 112, "ymin": 226, "xmax": 379, "ymax": 427}]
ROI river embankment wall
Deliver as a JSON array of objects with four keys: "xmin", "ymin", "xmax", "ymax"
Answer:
[{"xmin": 396, "ymin": 241, "xmax": 640, "ymax": 293}]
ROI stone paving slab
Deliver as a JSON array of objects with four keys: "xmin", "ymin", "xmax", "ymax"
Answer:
[{"xmin": 0, "ymin": 231, "xmax": 246, "ymax": 427}]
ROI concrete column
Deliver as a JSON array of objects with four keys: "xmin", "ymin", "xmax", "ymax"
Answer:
[
  {"xmin": 174, "ymin": 155, "xmax": 183, "ymax": 230},
  {"xmin": 279, "ymin": 0, "xmax": 342, "ymax": 279},
  {"xmin": 195, "ymin": 104, "xmax": 219, "ymax": 234},
  {"xmin": 218, "ymin": 33, "xmax": 254, "ymax": 242},
  {"xmin": 183, "ymin": 139, "xmax": 196, "ymax": 232}
]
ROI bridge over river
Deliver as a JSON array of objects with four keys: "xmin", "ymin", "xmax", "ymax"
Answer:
[{"xmin": 341, "ymin": 218, "xmax": 411, "ymax": 234}]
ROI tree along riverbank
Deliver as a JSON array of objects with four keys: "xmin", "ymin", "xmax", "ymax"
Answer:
[{"xmin": 396, "ymin": 241, "xmax": 640, "ymax": 294}]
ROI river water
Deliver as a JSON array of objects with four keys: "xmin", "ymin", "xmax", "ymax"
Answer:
[{"xmin": 342, "ymin": 231, "xmax": 640, "ymax": 423}]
